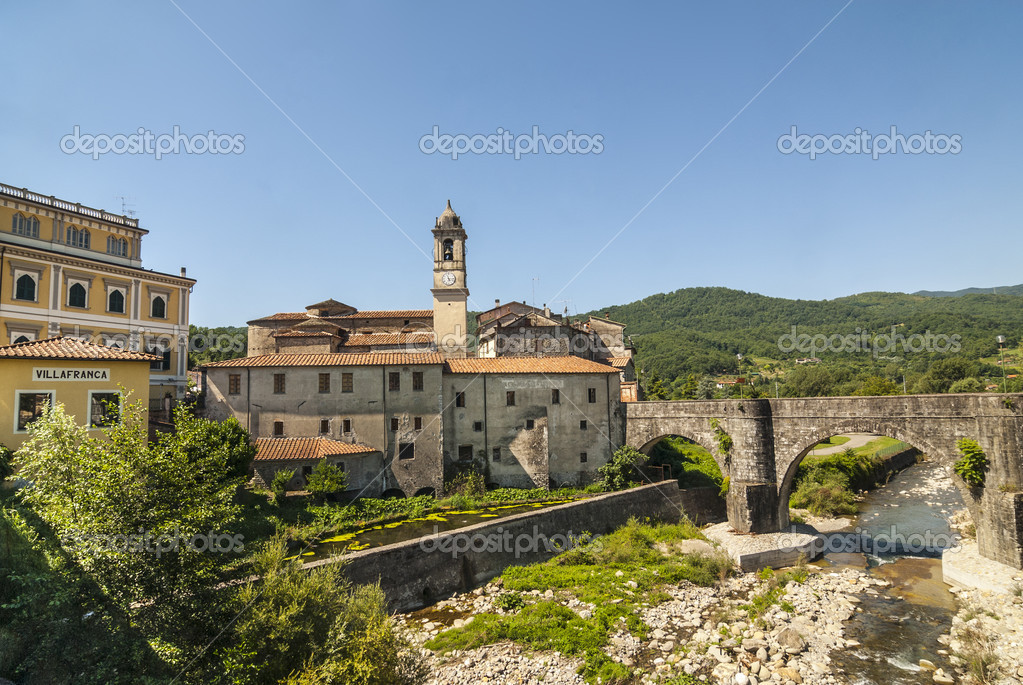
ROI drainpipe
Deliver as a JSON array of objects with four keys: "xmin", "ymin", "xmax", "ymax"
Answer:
[
  {"xmin": 0, "ymin": 247, "xmax": 6, "ymax": 318},
  {"xmin": 246, "ymin": 368, "xmax": 251, "ymax": 433},
  {"xmin": 483, "ymin": 374, "xmax": 489, "ymax": 471}
]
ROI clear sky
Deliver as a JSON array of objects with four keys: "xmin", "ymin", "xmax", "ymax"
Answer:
[{"xmin": 3, "ymin": 2, "xmax": 1021, "ymax": 326}]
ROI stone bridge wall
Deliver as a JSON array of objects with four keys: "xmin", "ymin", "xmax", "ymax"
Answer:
[{"xmin": 626, "ymin": 394, "xmax": 1023, "ymax": 568}]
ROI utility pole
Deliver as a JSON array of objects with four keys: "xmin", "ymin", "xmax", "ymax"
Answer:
[{"xmin": 998, "ymin": 335, "xmax": 1008, "ymax": 393}]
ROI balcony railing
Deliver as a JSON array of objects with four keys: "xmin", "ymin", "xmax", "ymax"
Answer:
[{"xmin": 0, "ymin": 182, "xmax": 140, "ymax": 228}]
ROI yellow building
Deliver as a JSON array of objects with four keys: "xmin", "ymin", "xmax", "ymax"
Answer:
[
  {"xmin": 0, "ymin": 182, "xmax": 195, "ymax": 407},
  {"xmin": 0, "ymin": 336, "xmax": 157, "ymax": 449}
]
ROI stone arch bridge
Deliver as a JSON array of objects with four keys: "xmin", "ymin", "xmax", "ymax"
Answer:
[{"xmin": 626, "ymin": 394, "xmax": 1023, "ymax": 569}]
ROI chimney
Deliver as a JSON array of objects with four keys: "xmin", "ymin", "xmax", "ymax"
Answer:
[
  {"xmin": 180, "ymin": 267, "xmax": 187, "ymax": 278},
  {"xmin": 495, "ymin": 299, "xmax": 500, "ymax": 307},
  {"xmin": 543, "ymin": 304, "xmax": 550, "ymax": 317}
]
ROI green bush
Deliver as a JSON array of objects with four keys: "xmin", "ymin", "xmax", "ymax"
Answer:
[
  {"xmin": 789, "ymin": 469, "xmax": 857, "ymax": 516},
  {"xmin": 305, "ymin": 459, "xmax": 348, "ymax": 502},
  {"xmin": 446, "ymin": 470, "xmax": 486, "ymax": 497},
  {"xmin": 271, "ymin": 469, "xmax": 295, "ymax": 504},
  {"xmin": 598, "ymin": 446, "xmax": 648, "ymax": 490},
  {"xmin": 0, "ymin": 443, "xmax": 13, "ymax": 481},
  {"xmin": 648, "ymin": 436, "xmax": 723, "ymax": 490},
  {"xmin": 954, "ymin": 438, "xmax": 989, "ymax": 487}
]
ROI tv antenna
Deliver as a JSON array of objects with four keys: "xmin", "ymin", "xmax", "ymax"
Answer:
[{"xmin": 115, "ymin": 195, "xmax": 136, "ymax": 219}]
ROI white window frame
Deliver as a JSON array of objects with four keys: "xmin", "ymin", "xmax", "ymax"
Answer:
[
  {"xmin": 66, "ymin": 276, "xmax": 91, "ymax": 309},
  {"xmin": 14, "ymin": 390, "xmax": 55, "ymax": 433},
  {"xmin": 12, "ymin": 267, "xmax": 40, "ymax": 303},
  {"xmin": 88, "ymin": 390, "xmax": 122, "ymax": 429},
  {"xmin": 105, "ymin": 283, "xmax": 128, "ymax": 314},
  {"xmin": 8, "ymin": 327, "xmax": 39, "ymax": 344},
  {"xmin": 149, "ymin": 289, "xmax": 170, "ymax": 319}
]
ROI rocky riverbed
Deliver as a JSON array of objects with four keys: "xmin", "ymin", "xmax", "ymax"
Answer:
[{"xmin": 397, "ymin": 563, "xmax": 898, "ymax": 684}]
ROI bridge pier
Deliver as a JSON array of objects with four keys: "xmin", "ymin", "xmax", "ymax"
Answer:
[{"xmin": 726, "ymin": 482, "xmax": 781, "ymax": 533}]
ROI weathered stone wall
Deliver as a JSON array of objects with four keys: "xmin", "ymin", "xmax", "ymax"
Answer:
[
  {"xmin": 314, "ymin": 481, "xmax": 688, "ymax": 612},
  {"xmin": 626, "ymin": 394, "xmax": 1023, "ymax": 568}
]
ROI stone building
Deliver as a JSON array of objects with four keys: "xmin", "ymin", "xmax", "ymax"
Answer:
[
  {"xmin": 202, "ymin": 202, "xmax": 623, "ymax": 496},
  {"xmin": 0, "ymin": 182, "xmax": 195, "ymax": 407}
]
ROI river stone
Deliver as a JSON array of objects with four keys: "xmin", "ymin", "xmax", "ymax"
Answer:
[
  {"xmin": 777, "ymin": 627, "xmax": 806, "ymax": 653},
  {"xmin": 775, "ymin": 666, "xmax": 802, "ymax": 683},
  {"xmin": 735, "ymin": 673, "xmax": 750, "ymax": 685},
  {"xmin": 932, "ymin": 669, "xmax": 955, "ymax": 684},
  {"xmin": 919, "ymin": 659, "xmax": 936, "ymax": 671}
]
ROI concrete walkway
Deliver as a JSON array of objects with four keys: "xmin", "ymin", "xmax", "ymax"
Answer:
[{"xmin": 809, "ymin": 432, "xmax": 878, "ymax": 456}]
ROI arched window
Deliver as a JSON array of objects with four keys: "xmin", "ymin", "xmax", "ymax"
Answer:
[
  {"xmin": 442, "ymin": 239, "xmax": 454, "ymax": 261},
  {"xmin": 151, "ymin": 295, "xmax": 166, "ymax": 319},
  {"xmin": 68, "ymin": 283, "xmax": 87, "ymax": 308},
  {"xmin": 108, "ymin": 289, "xmax": 125, "ymax": 313},
  {"xmin": 15, "ymin": 274, "xmax": 35, "ymax": 301},
  {"xmin": 11, "ymin": 214, "xmax": 40, "ymax": 238},
  {"xmin": 67, "ymin": 227, "xmax": 90, "ymax": 249},
  {"xmin": 13, "ymin": 335, "xmax": 30, "ymax": 344},
  {"xmin": 107, "ymin": 236, "xmax": 129, "ymax": 257}
]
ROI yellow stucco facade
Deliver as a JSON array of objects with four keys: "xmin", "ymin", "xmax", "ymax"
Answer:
[
  {"xmin": 0, "ymin": 339, "xmax": 155, "ymax": 449},
  {"xmin": 0, "ymin": 183, "xmax": 195, "ymax": 407}
]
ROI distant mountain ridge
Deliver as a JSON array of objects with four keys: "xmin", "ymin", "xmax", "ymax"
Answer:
[{"xmin": 913, "ymin": 284, "xmax": 1023, "ymax": 297}]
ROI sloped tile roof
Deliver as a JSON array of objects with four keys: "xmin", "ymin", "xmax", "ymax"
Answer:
[
  {"xmin": 445, "ymin": 356, "xmax": 619, "ymax": 375},
  {"xmin": 254, "ymin": 437, "xmax": 378, "ymax": 462},
  {"xmin": 247, "ymin": 312, "xmax": 308, "ymax": 324},
  {"xmin": 0, "ymin": 336, "xmax": 159, "ymax": 362},
  {"xmin": 608, "ymin": 357, "xmax": 632, "ymax": 369},
  {"xmin": 339, "ymin": 332, "xmax": 435, "ymax": 347},
  {"xmin": 273, "ymin": 330, "xmax": 337, "ymax": 339},
  {"xmin": 333, "ymin": 310, "xmax": 434, "ymax": 320},
  {"xmin": 203, "ymin": 352, "xmax": 445, "ymax": 368}
]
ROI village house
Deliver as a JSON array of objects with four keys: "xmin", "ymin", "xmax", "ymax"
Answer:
[{"xmin": 202, "ymin": 202, "xmax": 624, "ymax": 495}]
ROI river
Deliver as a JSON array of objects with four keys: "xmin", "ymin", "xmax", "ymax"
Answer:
[{"xmin": 824, "ymin": 457, "xmax": 963, "ymax": 683}]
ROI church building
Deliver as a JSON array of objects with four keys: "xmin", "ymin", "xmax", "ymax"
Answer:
[{"xmin": 202, "ymin": 202, "xmax": 624, "ymax": 497}]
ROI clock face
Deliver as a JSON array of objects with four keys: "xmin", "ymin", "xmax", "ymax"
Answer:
[{"xmin": 441, "ymin": 272, "xmax": 456, "ymax": 286}]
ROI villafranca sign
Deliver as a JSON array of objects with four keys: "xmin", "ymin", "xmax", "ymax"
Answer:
[{"xmin": 33, "ymin": 367, "xmax": 111, "ymax": 381}]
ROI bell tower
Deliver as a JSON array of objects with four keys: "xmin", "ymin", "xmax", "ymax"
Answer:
[{"xmin": 431, "ymin": 200, "xmax": 468, "ymax": 358}]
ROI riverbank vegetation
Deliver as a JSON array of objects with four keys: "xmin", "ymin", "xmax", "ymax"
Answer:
[{"xmin": 425, "ymin": 517, "xmax": 733, "ymax": 683}]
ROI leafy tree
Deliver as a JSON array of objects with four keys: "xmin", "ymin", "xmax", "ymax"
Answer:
[
  {"xmin": 852, "ymin": 376, "xmax": 901, "ymax": 396},
  {"xmin": 598, "ymin": 446, "xmax": 648, "ymax": 490},
  {"xmin": 306, "ymin": 459, "xmax": 349, "ymax": 502},
  {"xmin": 644, "ymin": 373, "xmax": 668, "ymax": 400},
  {"xmin": 677, "ymin": 374, "xmax": 698, "ymax": 400},
  {"xmin": 187, "ymin": 324, "xmax": 248, "ymax": 369},
  {"xmin": 954, "ymin": 438, "xmax": 988, "ymax": 487},
  {"xmin": 782, "ymin": 365, "xmax": 839, "ymax": 397},
  {"xmin": 0, "ymin": 442, "xmax": 12, "ymax": 482},
  {"xmin": 949, "ymin": 377, "xmax": 983, "ymax": 393},
  {"xmin": 14, "ymin": 399, "xmax": 250, "ymax": 662},
  {"xmin": 915, "ymin": 358, "xmax": 978, "ymax": 393},
  {"xmin": 220, "ymin": 535, "xmax": 428, "ymax": 685},
  {"xmin": 696, "ymin": 375, "xmax": 717, "ymax": 400},
  {"xmin": 271, "ymin": 468, "xmax": 295, "ymax": 503}
]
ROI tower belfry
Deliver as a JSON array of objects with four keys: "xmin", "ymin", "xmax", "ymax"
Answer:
[{"xmin": 431, "ymin": 200, "xmax": 469, "ymax": 358}]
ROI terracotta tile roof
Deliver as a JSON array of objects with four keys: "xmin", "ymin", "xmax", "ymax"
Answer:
[
  {"xmin": 609, "ymin": 357, "xmax": 632, "ymax": 369},
  {"xmin": 333, "ymin": 310, "xmax": 434, "ymax": 320},
  {"xmin": 254, "ymin": 437, "xmax": 378, "ymax": 462},
  {"xmin": 0, "ymin": 336, "xmax": 160, "ymax": 362},
  {"xmin": 445, "ymin": 356, "xmax": 620, "ymax": 375},
  {"xmin": 273, "ymin": 330, "xmax": 337, "ymax": 338},
  {"xmin": 247, "ymin": 312, "xmax": 308, "ymax": 324},
  {"xmin": 340, "ymin": 332, "xmax": 435, "ymax": 347},
  {"xmin": 203, "ymin": 352, "xmax": 445, "ymax": 368}
]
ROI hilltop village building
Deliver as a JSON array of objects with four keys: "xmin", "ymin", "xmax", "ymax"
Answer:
[
  {"xmin": 0, "ymin": 182, "xmax": 195, "ymax": 408},
  {"xmin": 202, "ymin": 202, "xmax": 626, "ymax": 496}
]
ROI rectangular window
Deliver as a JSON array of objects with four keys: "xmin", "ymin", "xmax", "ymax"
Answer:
[
  {"xmin": 412, "ymin": 371, "xmax": 424, "ymax": 391},
  {"xmin": 458, "ymin": 445, "xmax": 474, "ymax": 461},
  {"xmin": 147, "ymin": 343, "xmax": 171, "ymax": 371},
  {"xmin": 228, "ymin": 374, "xmax": 241, "ymax": 395},
  {"xmin": 588, "ymin": 388, "xmax": 597, "ymax": 403},
  {"xmin": 391, "ymin": 417, "xmax": 399, "ymax": 431},
  {"xmin": 273, "ymin": 373, "xmax": 286, "ymax": 394},
  {"xmin": 273, "ymin": 421, "xmax": 284, "ymax": 436},
  {"xmin": 342, "ymin": 418, "xmax": 352, "ymax": 434},
  {"xmin": 341, "ymin": 373, "xmax": 353, "ymax": 393},
  {"xmin": 551, "ymin": 388, "xmax": 560, "ymax": 405},
  {"xmin": 525, "ymin": 419, "xmax": 534, "ymax": 430},
  {"xmin": 319, "ymin": 419, "xmax": 329, "ymax": 434},
  {"xmin": 398, "ymin": 442, "xmax": 415, "ymax": 460},
  {"xmin": 492, "ymin": 447, "xmax": 501, "ymax": 462},
  {"xmin": 389, "ymin": 372, "xmax": 400, "ymax": 392},
  {"xmin": 414, "ymin": 416, "xmax": 423, "ymax": 430},
  {"xmin": 506, "ymin": 391, "xmax": 515, "ymax": 406},
  {"xmin": 89, "ymin": 392, "xmax": 121, "ymax": 428},
  {"xmin": 17, "ymin": 392, "xmax": 52, "ymax": 431},
  {"xmin": 318, "ymin": 373, "xmax": 330, "ymax": 393},
  {"xmin": 455, "ymin": 391, "xmax": 465, "ymax": 407},
  {"xmin": 473, "ymin": 421, "xmax": 483, "ymax": 432},
  {"xmin": 580, "ymin": 452, "xmax": 588, "ymax": 463},
  {"xmin": 580, "ymin": 420, "xmax": 588, "ymax": 430}
]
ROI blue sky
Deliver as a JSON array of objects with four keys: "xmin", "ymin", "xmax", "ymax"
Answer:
[{"xmin": 3, "ymin": 2, "xmax": 1021, "ymax": 326}]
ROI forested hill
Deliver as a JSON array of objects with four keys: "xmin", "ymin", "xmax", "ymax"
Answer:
[
  {"xmin": 585, "ymin": 287, "xmax": 1023, "ymax": 381},
  {"xmin": 913, "ymin": 283, "xmax": 1023, "ymax": 297}
]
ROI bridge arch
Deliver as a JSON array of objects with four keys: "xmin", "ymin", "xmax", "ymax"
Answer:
[
  {"xmin": 636, "ymin": 431, "xmax": 728, "ymax": 480},
  {"xmin": 776, "ymin": 421, "xmax": 979, "ymax": 529}
]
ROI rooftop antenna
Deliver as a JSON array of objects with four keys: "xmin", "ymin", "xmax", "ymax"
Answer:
[{"xmin": 115, "ymin": 195, "xmax": 136, "ymax": 219}]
